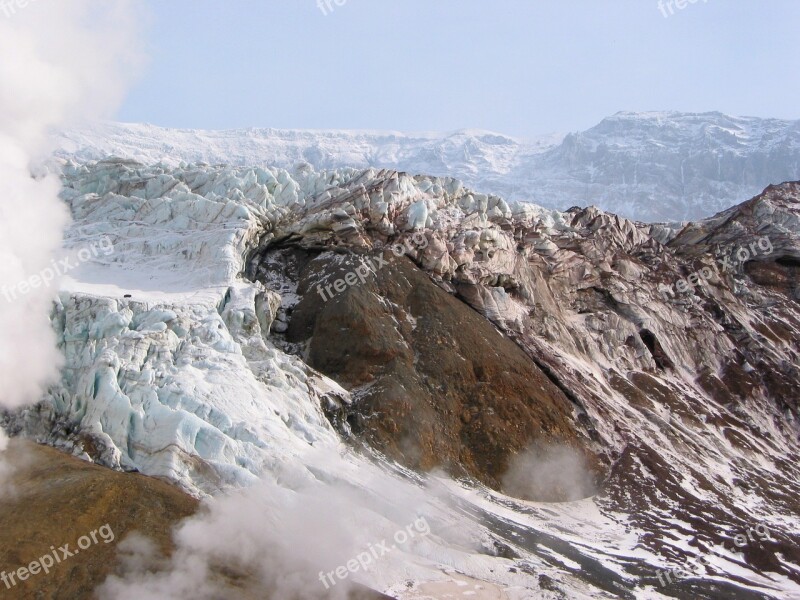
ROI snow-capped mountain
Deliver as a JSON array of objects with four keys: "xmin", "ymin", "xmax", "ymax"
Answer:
[
  {"xmin": 54, "ymin": 111, "xmax": 800, "ymax": 222},
  {"xmin": 6, "ymin": 150, "xmax": 800, "ymax": 598},
  {"xmin": 536, "ymin": 111, "xmax": 800, "ymax": 222}
]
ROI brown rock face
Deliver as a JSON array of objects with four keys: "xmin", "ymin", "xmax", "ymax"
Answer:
[
  {"xmin": 281, "ymin": 249, "xmax": 595, "ymax": 492},
  {"xmin": 0, "ymin": 441, "xmax": 198, "ymax": 600}
]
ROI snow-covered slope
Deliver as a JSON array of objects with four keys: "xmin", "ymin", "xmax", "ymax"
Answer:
[
  {"xmin": 536, "ymin": 111, "xmax": 800, "ymax": 222},
  {"xmin": 54, "ymin": 111, "xmax": 800, "ymax": 222}
]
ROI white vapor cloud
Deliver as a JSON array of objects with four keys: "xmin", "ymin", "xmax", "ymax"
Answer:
[
  {"xmin": 502, "ymin": 444, "xmax": 596, "ymax": 502},
  {"xmin": 98, "ymin": 452, "xmax": 470, "ymax": 599},
  {"xmin": 99, "ymin": 477, "xmax": 361, "ymax": 599},
  {"xmin": 0, "ymin": 0, "xmax": 144, "ymax": 410},
  {"xmin": 0, "ymin": 430, "xmax": 15, "ymax": 497}
]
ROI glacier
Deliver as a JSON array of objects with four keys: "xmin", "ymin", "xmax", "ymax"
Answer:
[{"xmin": 53, "ymin": 111, "xmax": 800, "ymax": 223}]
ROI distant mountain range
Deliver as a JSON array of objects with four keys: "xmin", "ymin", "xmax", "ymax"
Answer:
[{"xmin": 55, "ymin": 111, "xmax": 800, "ymax": 222}]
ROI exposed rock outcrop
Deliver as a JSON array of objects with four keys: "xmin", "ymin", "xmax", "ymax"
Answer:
[
  {"xmin": 262, "ymin": 247, "xmax": 595, "ymax": 491},
  {"xmin": 0, "ymin": 441, "xmax": 197, "ymax": 599},
  {"xmin": 0, "ymin": 441, "xmax": 393, "ymax": 600}
]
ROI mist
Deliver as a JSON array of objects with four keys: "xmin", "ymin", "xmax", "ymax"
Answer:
[
  {"xmin": 0, "ymin": 0, "xmax": 144, "ymax": 492},
  {"xmin": 502, "ymin": 444, "xmax": 597, "ymax": 502},
  {"xmin": 0, "ymin": 430, "xmax": 14, "ymax": 498},
  {"xmin": 98, "ymin": 452, "xmax": 461, "ymax": 599}
]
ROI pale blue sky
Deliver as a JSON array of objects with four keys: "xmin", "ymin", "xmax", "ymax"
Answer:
[{"xmin": 117, "ymin": 0, "xmax": 800, "ymax": 137}]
